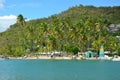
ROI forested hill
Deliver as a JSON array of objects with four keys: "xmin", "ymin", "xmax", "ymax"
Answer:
[
  {"xmin": 57, "ymin": 5, "xmax": 120, "ymax": 24},
  {"xmin": 0, "ymin": 5, "xmax": 120, "ymax": 57},
  {"xmin": 20, "ymin": 5, "xmax": 120, "ymax": 34},
  {"xmin": 28, "ymin": 5, "xmax": 120, "ymax": 24}
]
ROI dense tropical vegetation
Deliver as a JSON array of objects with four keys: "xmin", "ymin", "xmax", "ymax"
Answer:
[{"xmin": 0, "ymin": 5, "xmax": 120, "ymax": 57}]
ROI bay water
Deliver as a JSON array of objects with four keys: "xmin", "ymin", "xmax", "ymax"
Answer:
[{"xmin": 0, "ymin": 59, "xmax": 120, "ymax": 80}]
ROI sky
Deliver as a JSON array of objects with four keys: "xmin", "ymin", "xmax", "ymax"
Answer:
[{"xmin": 0, "ymin": 0, "xmax": 120, "ymax": 32}]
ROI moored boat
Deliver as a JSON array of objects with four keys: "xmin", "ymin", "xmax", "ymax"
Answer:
[{"xmin": 112, "ymin": 57, "xmax": 120, "ymax": 61}]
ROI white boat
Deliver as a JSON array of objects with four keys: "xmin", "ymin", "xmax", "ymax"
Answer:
[
  {"xmin": 98, "ymin": 55, "xmax": 112, "ymax": 60},
  {"xmin": 0, "ymin": 55, "xmax": 5, "ymax": 60},
  {"xmin": 0, "ymin": 57, "xmax": 5, "ymax": 60},
  {"xmin": 112, "ymin": 57, "xmax": 120, "ymax": 61}
]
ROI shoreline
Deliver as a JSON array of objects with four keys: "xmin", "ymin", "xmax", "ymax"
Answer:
[
  {"xmin": 9, "ymin": 56, "xmax": 74, "ymax": 60},
  {"xmin": 7, "ymin": 54, "xmax": 116, "ymax": 60},
  {"xmin": 9, "ymin": 56, "xmax": 99, "ymax": 60}
]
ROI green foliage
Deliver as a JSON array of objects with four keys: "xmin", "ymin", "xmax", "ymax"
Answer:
[
  {"xmin": 65, "ymin": 45, "xmax": 79, "ymax": 55},
  {"xmin": 0, "ymin": 5, "xmax": 120, "ymax": 56}
]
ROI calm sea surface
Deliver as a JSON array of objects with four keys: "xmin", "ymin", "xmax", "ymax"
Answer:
[{"xmin": 0, "ymin": 59, "xmax": 120, "ymax": 80}]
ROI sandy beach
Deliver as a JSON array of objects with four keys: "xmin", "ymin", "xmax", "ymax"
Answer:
[
  {"xmin": 9, "ymin": 55, "xmax": 83, "ymax": 60},
  {"xmin": 9, "ymin": 56, "xmax": 72, "ymax": 60}
]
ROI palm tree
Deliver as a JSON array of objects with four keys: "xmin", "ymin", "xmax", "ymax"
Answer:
[
  {"xmin": 17, "ymin": 14, "xmax": 26, "ymax": 54},
  {"xmin": 17, "ymin": 14, "xmax": 25, "ymax": 27}
]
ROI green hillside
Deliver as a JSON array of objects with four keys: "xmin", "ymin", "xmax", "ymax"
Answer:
[
  {"xmin": 58, "ymin": 5, "xmax": 120, "ymax": 24},
  {"xmin": 0, "ymin": 5, "xmax": 120, "ymax": 57}
]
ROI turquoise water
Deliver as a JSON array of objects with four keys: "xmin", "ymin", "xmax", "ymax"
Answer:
[{"xmin": 0, "ymin": 60, "xmax": 120, "ymax": 80}]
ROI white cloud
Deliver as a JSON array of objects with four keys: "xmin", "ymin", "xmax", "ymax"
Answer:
[
  {"xmin": 0, "ymin": 15, "xmax": 17, "ymax": 32},
  {"xmin": 0, "ymin": 15, "xmax": 16, "ymax": 19},
  {"xmin": 0, "ymin": 0, "xmax": 5, "ymax": 9}
]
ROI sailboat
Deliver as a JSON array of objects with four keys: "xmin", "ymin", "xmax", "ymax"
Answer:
[
  {"xmin": 99, "ymin": 45, "xmax": 112, "ymax": 60},
  {"xmin": 99, "ymin": 44, "xmax": 104, "ymax": 59}
]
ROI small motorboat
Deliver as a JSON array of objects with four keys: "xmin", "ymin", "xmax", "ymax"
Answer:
[{"xmin": 112, "ymin": 57, "xmax": 120, "ymax": 61}]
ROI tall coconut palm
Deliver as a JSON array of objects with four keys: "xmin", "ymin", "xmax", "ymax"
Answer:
[
  {"xmin": 17, "ymin": 14, "xmax": 25, "ymax": 27},
  {"xmin": 17, "ymin": 14, "xmax": 26, "ymax": 54}
]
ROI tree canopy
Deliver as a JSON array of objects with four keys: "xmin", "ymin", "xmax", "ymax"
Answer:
[{"xmin": 0, "ymin": 5, "xmax": 120, "ymax": 57}]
